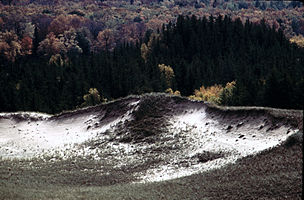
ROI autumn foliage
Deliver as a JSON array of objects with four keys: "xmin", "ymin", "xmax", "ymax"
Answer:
[
  {"xmin": 96, "ymin": 29, "xmax": 115, "ymax": 51},
  {"xmin": 80, "ymin": 88, "xmax": 106, "ymax": 107},
  {"xmin": 48, "ymin": 15, "xmax": 86, "ymax": 36},
  {"xmin": 189, "ymin": 81, "xmax": 236, "ymax": 105},
  {"xmin": 21, "ymin": 36, "xmax": 33, "ymax": 55},
  {"xmin": 0, "ymin": 0, "xmax": 302, "ymax": 64},
  {"xmin": 165, "ymin": 88, "xmax": 181, "ymax": 96},
  {"xmin": 0, "ymin": 2, "xmax": 303, "ymax": 113},
  {"xmin": 158, "ymin": 64, "xmax": 175, "ymax": 88},
  {"xmin": 290, "ymin": 35, "xmax": 304, "ymax": 48},
  {"xmin": 0, "ymin": 31, "xmax": 26, "ymax": 62},
  {"xmin": 38, "ymin": 32, "xmax": 65, "ymax": 57}
]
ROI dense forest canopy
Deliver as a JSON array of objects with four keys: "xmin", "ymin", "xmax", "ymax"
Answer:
[
  {"xmin": 0, "ymin": 14, "xmax": 303, "ymax": 113},
  {"xmin": 0, "ymin": 0, "xmax": 303, "ymax": 48}
]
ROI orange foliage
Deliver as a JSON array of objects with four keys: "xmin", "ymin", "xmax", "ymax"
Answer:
[
  {"xmin": 195, "ymin": 84, "xmax": 223, "ymax": 103},
  {"xmin": 96, "ymin": 29, "xmax": 115, "ymax": 51},
  {"xmin": 48, "ymin": 14, "xmax": 85, "ymax": 35},
  {"xmin": 38, "ymin": 32, "xmax": 65, "ymax": 57},
  {"xmin": 0, "ymin": 0, "xmax": 303, "ymax": 59},
  {"xmin": 21, "ymin": 36, "xmax": 33, "ymax": 55},
  {"xmin": 190, "ymin": 81, "xmax": 236, "ymax": 105},
  {"xmin": 0, "ymin": 31, "xmax": 23, "ymax": 62},
  {"xmin": 38, "ymin": 29, "xmax": 82, "ymax": 65},
  {"xmin": 120, "ymin": 23, "xmax": 146, "ymax": 44}
]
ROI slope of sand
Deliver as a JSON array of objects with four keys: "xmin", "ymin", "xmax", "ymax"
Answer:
[{"xmin": 0, "ymin": 94, "xmax": 302, "ymax": 182}]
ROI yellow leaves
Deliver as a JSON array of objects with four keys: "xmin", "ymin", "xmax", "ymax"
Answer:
[
  {"xmin": 96, "ymin": 29, "xmax": 115, "ymax": 51},
  {"xmin": 165, "ymin": 88, "xmax": 181, "ymax": 96},
  {"xmin": 173, "ymin": 90, "xmax": 181, "ymax": 96},
  {"xmin": 81, "ymin": 88, "xmax": 103, "ymax": 107},
  {"xmin": 10, "ymin": 40, "xmax": 22, "ymax": 57},
  {"xmin": 158, "ymin": 64, "xmax": 175, "ymax": 88},
  {"xmin": 290, "ymin": 35, "xmax": 304, "ymax": 48},
  {"xmin": 225, "ymin": 81, "xmax": 236, "ymax": 90},
  {"xmin": 158, "ymin": 64, "xmax": 174, "ymax": 79},
  {"xmin": 0, "ymin": 30, "xmax": 18, "ymax": 42},
  {"xmin": 188, "ymin": 95, "xmax": 197, "ymax": 100},
  {"xmin": 147, "ymin": 33, "xmax": 159, "ymax": 49},
  {"xmin": 140, "ymin": 43, "xmax": 149, "ymax": 62},
  {"xmin": 195, "ymin": 84, "xmax": 223, "ymax": 104},
  {"xmin": 189, "ymin": 81, "xmax": 236, "ymax": 105},
  {"xmin": 140, "ymin": 32, "xmax": 159, "ymax": 62},
  {"xmin": 84, "ymin": 88, "xmax": 100, "ymax": 102},
  {"xmin": 165, "ymin": 88, "xmax": 173, "ymax": 94},
  {"xmin": 0, "ymin": 30, "xmax": 24, "ymax": 62},
  {"xmin": 16, "ymin": 82, "xmax": 20, "ymax": 90},
  {"xmin": 220, "ymin": 81, "xmax": 236, "ymax": 105},
  {"xmin": 260, "ymin": 79, "xmax": 266, "ymax": 86},
  {"xmin": 49, "ymin": 54, "xmax": 64, "ymax": 67}
]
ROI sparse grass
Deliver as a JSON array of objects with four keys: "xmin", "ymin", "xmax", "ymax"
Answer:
[
  {"xmin": 0, "ymin": 138, "xmax": 302, "ymax": 200},
  {"xmin": 0, "ymin": 155, "xmax": 136, "ymax": 193}
]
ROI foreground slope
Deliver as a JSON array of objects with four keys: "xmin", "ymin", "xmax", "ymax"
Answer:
[{"xmin": 0, "ymin": 93, "xmax": 302, "ymax": 199}]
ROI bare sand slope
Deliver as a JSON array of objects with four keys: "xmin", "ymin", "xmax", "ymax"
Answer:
[{"xmin": 0, "ymin": 93, "xmax": 302, "ymax": 183}]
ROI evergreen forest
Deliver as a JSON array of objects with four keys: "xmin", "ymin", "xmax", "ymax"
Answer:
[{"xmin": 0, "ymin": 15, "xmax": 303, "ymax": 114}]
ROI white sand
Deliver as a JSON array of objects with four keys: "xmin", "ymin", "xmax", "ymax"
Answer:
[{"xmin": 0, "ymin": 102, "xmax": 298, "ymax": 183}]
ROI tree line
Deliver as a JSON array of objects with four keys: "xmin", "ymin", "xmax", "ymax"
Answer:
[{"xmin": 0, "ymin": 15, "xmax": 303, "ymax": 113}]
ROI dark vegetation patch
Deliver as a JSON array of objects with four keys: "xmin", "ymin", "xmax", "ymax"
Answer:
[
  {"xmin": 284, "ymin": 131, "xmax": 303, "ymax": 148},
  {"xmin": 80, "ymin": 138, "xmax": 165, "ymax": 174},
  {"xmin": 50, "ymin": 96, "xmax": 140, "ymax": 123},
  {"xmin": 0, "ymin": 113, "xmax": 46, "ymax": 122},
  {"xmin": 68, "ymin": 10, "xmax": 85, "ymax": 16},
  {"xmin": 114, "ymin": 94, "xmax": 190, "ymax": 143},
  {"xmin": 0, "ymin": 156, "xmax": 136, "ymax": 188},
  {"xmin": 193, "ymin": 151, "xmax": 226, "ymax": 163}
]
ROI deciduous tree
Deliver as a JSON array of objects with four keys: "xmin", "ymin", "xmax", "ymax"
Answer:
[
  {"xmin": 158, "ymin": 64, "xmax": 175, "ymax": 88},
  {"xmin": 96, "ymin": 28, "xmax": 115, "ymax": 51},
  {"xmin": 0, "ymin": 30, "xmax": 22, "ymax": 62},
  {"xmin": 38, "ymin": 32, "xmax": 65, "ymax": 57},
  {"xmin": 81, "ymin": 88, "xmax": 104, "ymax": 107}
]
